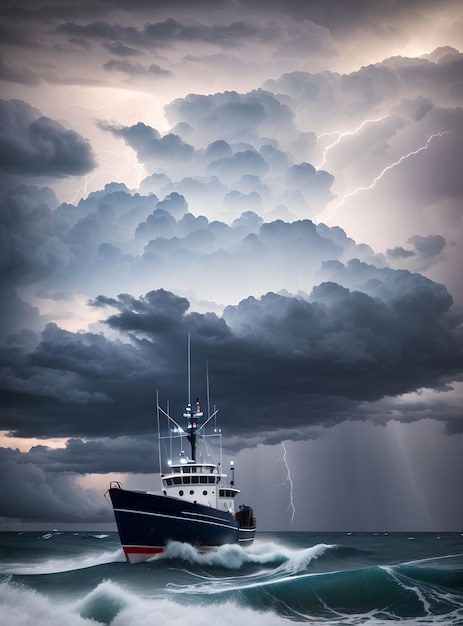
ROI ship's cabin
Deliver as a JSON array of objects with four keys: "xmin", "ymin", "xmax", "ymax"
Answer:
[{"xmin": 161, "ymin": 461, "xmax": 240, "ymax": 513}]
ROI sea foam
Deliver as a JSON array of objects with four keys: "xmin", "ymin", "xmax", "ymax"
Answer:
[
  {"xmin": 2, "ymin": 548, "xmax": 125, "ymax": 575},
  {"xmin": 157, "ymin": 539, "xmax": 331, "ymax": 572},
  {"xmin": 0, "ymin": 579, "xmax": 290, "ymax": 626}
]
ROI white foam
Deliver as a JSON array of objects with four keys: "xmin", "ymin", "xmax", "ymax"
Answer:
[
  {"xmin": 0, "ymin": 581, "xmax": 93, "ymax": 626},
  {"xmin": 77, "ymin": 580, "xmax": 294, "ymax": 626},
  {"xmin": 0, "ymin": 579, "xmax": 292, "ymax": 626},
  {"xmin": 157, "ymin": 539, "xmax": 331, "ymax": 572},
  {"xmin": 2, "ymin": 576, "xmax": 461, "ymax": 626},
  {"xmin": 162, "ymin": 541, "xmax": 335, "ymax": 596},
  {"xmin": 1, "ymin": 548, "xmax": 125, "ymax": 575},
  {"xmin": 275, "ymin": 543, "xmax": 334, "ymax": 575}
]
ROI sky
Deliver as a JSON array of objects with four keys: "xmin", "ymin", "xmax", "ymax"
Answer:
[{"xmin": 0, "ymin": 0, "xmax": 462, "ymax": 532}]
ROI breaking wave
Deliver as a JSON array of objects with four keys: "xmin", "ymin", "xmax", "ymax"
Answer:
[{"xmin": 1, "ymin": 532, "xmax": 462, "ymax": 625}]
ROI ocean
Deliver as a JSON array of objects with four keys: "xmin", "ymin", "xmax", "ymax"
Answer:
[{"xmin": 0, "ymin": 531, "xmax": 462, "ymax": 625}]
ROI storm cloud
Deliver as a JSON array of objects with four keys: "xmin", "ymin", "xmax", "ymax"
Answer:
[
  {"xmin": 1, "ymin": 0, "xmax": 462, "ymax": 530},
  {"xmin": 0, "ymin": 446, "xmax": 112, "ymax": 523},
  {"xmin": 0, "ymin": 100, "xmax": 97, "ymax": 178},
  {"xmin": 2, "ymin": 272, "xmax": 461, "ymax": 450}
]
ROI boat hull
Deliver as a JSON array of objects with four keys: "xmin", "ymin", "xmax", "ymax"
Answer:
[{"xmin": 108, "ymin": 488, "xmax": 256, "ymax": 564}]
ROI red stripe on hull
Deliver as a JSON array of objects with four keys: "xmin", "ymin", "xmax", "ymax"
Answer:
[{"xmin": 123, "ymin": 546, "xmax": 164, "ymax": 564}]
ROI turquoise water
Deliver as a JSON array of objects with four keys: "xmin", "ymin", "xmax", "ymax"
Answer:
[{"xmin": 1, "ymin": 531, "xmax": 462, "ymax": 624}]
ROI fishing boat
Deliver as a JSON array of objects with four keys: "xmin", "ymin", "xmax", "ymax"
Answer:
[{"xmin": 107, "ymin": 360, "xmax": 256, "ymax": 564}]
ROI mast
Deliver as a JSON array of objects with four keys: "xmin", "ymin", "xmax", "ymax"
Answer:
[
  {"xmin": 184, "ymin": 398, "xmax": 203, "ymax": 461},
  {"xmin": 187, "ymin": 333, "xmax": 191, "ymax": 406}
]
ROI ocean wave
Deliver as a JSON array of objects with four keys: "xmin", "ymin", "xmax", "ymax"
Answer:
[
  {"xmin": 0, "ymin": 579, "xmax": 292, "ymax": 626},
  {"xmin": 156, "ymin": 539, "xmax": 363, "ymax": 573},
  {"xmin": 172, "ymin": 563, "xmax": 463, "ymax": 621},
  {"xmin": 2, "ymin": 574, "xmax": 462, "ymax": 626},
  {"xmin": 161, "ymin": 543, "xmax": 463, "ymax": 623},
  {"xmin": 157, "ymin": 539, "xmax": 333, "ymax": 570},
  {"xmin": 1, "ymin": 534, "xmax": 462, "ymax": 624},
  {"xmin": 0, "ymin": 548, "xmax": 125, "ymax": 575}
]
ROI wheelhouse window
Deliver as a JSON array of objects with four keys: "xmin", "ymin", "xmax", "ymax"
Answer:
[{"xmin": 219, "ymin": 489, "xmax": 237, "ymax": 498}]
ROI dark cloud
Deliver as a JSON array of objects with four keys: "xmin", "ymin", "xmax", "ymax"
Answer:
[
  {"xmin": 102, "ymin": 41, "xmax": 143, "ymax": 57},
  {"xmin": 1, "ymin": 268, "xmax": 461, "ymax": 448},
  {"xmin": 55, "ymin": 17, "xmax": 282, "ymax": 51},
  {"xmin": 1, "ymin": 0, "xmax": 463, "ymax": 530},
  {"xmin": 0, "ymin": 1, "xmax": 109, "ymax": 25},
  {"xmin": 103, "ymin": 59, "xmax": 171, "ymax": 78},
  {"xmin": 0, "ymin": 52, "xmax": 40, "ymax": 86},
  {"xmin": 14, "ymin": 436, "xmax": 157, "ymax": 475},
  {"xmin": 0, "ymin": 99, "xmax": 97, "ymax": 178},
  {"xmin": 0, "ymin": 288, "xmax": 42, "ymax": 337},
  {"xmin": 386, "ymin": 246, "xmax": 416, "ymax": 260},
  {"xmin": 0, "ymin": 446, "xmax": 112, "ymax": 523},
  {"xmin": 0, "ymin": 185, "xmax": 65, "ymax": 287},
  {"xmin": 387, "ymin": 235, "xmax": 448, "ymax": 273},
  {"xmin": 100, "ymin": 121, "xmax": 195, "ymax": 165},
  {"xmin": 407, "ymin": 234, "xmax": 447, "ymax": 259}
]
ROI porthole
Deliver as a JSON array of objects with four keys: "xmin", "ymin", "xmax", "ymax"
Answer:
[
  {"xmin": 179, "ymin": 490, "xmax": 184, "ymax": 496},
  {"xmin": 189, "ymin": 490, "xmax": 194, "ymax": 495},
  {"xmin": 203, "ymin": 490, "xmax": 207, "ymax": 496}
]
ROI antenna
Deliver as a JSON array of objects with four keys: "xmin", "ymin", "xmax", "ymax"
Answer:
[
  {"xmin": 187, "ymin": 333, "xmax": 191, "ymax": 405},
  {"xmin": 206, "ymin": 357, "xmax": 211, "ymax": 419},
  {"xmin": 156, "ymin": 389, "xmax": 162, "ymax": 474}
]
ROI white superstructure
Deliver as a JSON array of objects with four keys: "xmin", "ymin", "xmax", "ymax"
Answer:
[{"xmin": 161, "ymin": 462, "xmax": 240, "ymax": 514}]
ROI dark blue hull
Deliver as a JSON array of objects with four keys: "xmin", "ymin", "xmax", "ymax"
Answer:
[{"xmin": 109, "ymin": 488, "xmax": 256, "ymax": 563}]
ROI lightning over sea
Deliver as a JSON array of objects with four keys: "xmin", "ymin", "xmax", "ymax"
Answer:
[
  {"xmin": 318, "ymin": 130, "xmax": 451, "ymax": 224},
  {"xmin": 277, "ymin": 442, "xmax": 296, "ymax": 523},
  {"xmin": 1, "ymin": 531, "xmax": 462, "ymax": 625}
]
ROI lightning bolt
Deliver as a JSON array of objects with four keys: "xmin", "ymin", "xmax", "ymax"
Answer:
[
  {"xmin": 276, "ymin": 442, "xmax": 296, "ymax": 524},
  {"xmin": 335, "ymin": 130, "xmax": 450, "ymax": 209},
  {"xmin": 65, "ymin": 172, "xmax": 99, "ymax": 205},
  {"xmin": 315, "ymin": 115, "xmax": 389, "ymax": 169},
  {"xmin": 64, "ymin": 147, "xmax": 146, "ymax": 205}
]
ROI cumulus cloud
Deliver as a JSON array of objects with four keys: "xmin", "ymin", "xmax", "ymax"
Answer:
[
  {"xmin": 1, "ymin": 270, "xmax": 461, "ymax": 449},
  {"xmin": 1, "ymin": 0, "xmax": 463, "ymax": 530},
  {"xmin": 408, "ymin": 234, "xmax": 447, "ymax": 258},
  {"xmin": 100, "ymin": 121, "xmax": 195, "ymax": 166},
  {"xmin": 0, "ymin": 185, "xmax": 66, "ymax": 287},
  {"xmin": 387, "ymin": 234, "xmax": 447, "ymax": 267},
  {"xmin": 165, "ymin": 89, "xmax": 297, "ymax": 146},
  {"xmin": 0, "ymin": 99, "xmax": 97, "ymax": 178},
  {"xmin": 13, "ymin": 436, "xmax": 158, "ymax": 474},
  {"xmin": 99, "ymin": 90, "xmax": 333, "ymax": 219},
  {"xmin": 264, "ymin": 51, "xmax": 463, "ymax": 134},
  {"xmin": 0, "ymin": 446, "xmax": 112, "ymax": 523}
]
